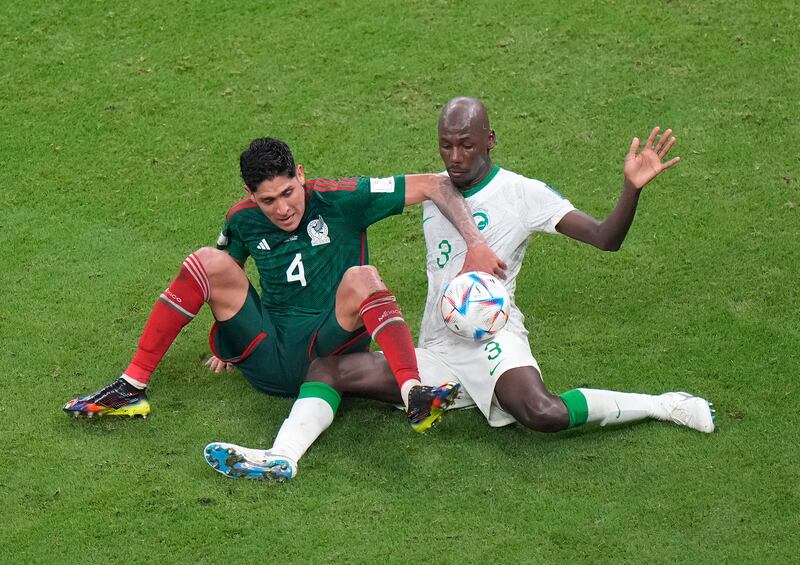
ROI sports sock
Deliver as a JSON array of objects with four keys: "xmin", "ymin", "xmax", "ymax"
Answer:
[
  {"xmin": 270, "ymin": 382, "xmax": 341, "ymax": 463},
  {"xmin": 560, "ymin": 388, "xmax": 664, "ymax": 428},
  {"xmin": 120, "ymin": 375, "xmax": 147, "ymax": 389},
  {"xmin": 123, "ymin": 253, "xmax": 209, "ymax": 385},
  {"xmin": 359, "ymin": 290, "xmax": 421, "ymax": 408}
]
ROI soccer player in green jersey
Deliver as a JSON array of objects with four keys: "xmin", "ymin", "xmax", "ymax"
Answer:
[
  {"xmin": 64, "ymin": 137, "xmax": 506, "ymax": 437},
  {"xmin": 204, "ymin": 98, "xmax": 714, "ymax": 482}
]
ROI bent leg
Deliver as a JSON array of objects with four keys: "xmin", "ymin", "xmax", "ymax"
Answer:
[
  {"xmin": 125, "ymin": 247, "xmax": 248, "ymax": 386},
  {"xmin": 198, "ymin": 247, "xmax": 250, "ymax": 321},
  {"xmin": 495, "ymin": 366, "xmax": 701, "ymax": 432},
  {"xmin": 335, "ymin": 266, "xmax": 421, "ymax": 407}
]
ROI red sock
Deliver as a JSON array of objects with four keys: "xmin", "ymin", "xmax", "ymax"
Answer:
[
  {"xmin": 124, "ymin": 254, "xmax": 209, "ymax": 384},
  {"xmin": 359, "ymin": 290, "xmax": 420, "ymax": 393}
]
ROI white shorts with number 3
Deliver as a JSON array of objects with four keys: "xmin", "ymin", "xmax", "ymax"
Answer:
[{"xmin": 415, "ymin": 326, "xmax": 542, "ymax": 427}]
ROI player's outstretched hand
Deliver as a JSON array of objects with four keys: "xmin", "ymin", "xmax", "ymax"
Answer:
[
  {"xmin": 624, "ymin": 127, "xmax": 681, "ymax": 190},
  {"xmin": 460, "ymin": 243, "xmax": 508, "ymax": 279},
  {"xmin": 205, "ymin": 355, "xmax": 234, "ymax": 374}
]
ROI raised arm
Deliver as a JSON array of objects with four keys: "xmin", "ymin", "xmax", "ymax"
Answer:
[
  {"xmin": 405, "ymin": 174, "xmax": 507, "ymax": 278},
  {"xmin": 556, "ymin": 127, "xmax": 680, "ymax": 251}
]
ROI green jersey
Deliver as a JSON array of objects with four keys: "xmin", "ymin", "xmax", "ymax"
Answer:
[{"xmin": 217, "ymin": 175, "xmax": 406, "ymax": 319}]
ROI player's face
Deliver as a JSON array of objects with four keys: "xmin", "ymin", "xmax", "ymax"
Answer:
[
  {"xmin": 438, "ymin": 123, "xmax": 496, "ymax": 190},
  {"xmin": 250, "ymin": 165, "xmax": 307, "ymax": 232}
]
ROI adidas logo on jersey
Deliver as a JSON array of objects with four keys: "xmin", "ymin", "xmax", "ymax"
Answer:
[{"xmin": 257, "ymin": 238, "xmax": 270, "ymax": 250}]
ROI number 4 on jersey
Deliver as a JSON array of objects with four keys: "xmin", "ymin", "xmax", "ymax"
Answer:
[{"xmin": 286, "ymin": 253, "xmax": 307, "ymax": 287}]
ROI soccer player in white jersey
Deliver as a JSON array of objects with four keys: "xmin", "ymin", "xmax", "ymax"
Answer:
[{"xmin": 204, "ymin": 97, "xmax": 715, "ymax": 481}]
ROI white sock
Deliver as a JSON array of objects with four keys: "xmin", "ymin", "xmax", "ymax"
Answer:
[
  {"xmin": 271, "ymin": 396, "xmax": 335, "ymax": 463},
  {"xmin": 578, "ymin": 388, "xmax": 664, "ymax": 427},
  {"xmin": 121, "ymin": 374, "xmax": 147, "ymax": 390},
  {"xmin": 400, "ymin": 379, "xmax": 422, "ymax": 410}
]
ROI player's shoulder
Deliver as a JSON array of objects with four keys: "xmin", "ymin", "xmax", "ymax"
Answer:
[
  {"xmin": 495, "ymin": 167, "xmax": 539, "ymax": 187},
  {"xmin": 225, "ymin": 197, "xmax": 259, "ymax": 223},
  {"xmin": 305, "ymin": 176, "xmax": 363, "ymax": 194},
  {"xmin": 497, "ymin": 168, "xmax": 566, "ymax": 200}
]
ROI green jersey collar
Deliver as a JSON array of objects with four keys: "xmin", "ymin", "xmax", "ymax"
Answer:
[{"xmin": 461, "ymin": 166, "xmax": 500, "ymax": 198}]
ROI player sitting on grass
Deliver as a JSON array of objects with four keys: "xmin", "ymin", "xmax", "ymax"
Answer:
[
  {"xmin": 204, "ymin": 97, "xmax": 714, "ymax": 482},
  {"xmin": 63, "ymin": 136, "xmax": 506, "ymax": 433}
]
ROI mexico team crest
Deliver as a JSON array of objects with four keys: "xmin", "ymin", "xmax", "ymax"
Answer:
[{"xmin": 307, "ymin": 215, "xmax": 330, "ymax": 246}]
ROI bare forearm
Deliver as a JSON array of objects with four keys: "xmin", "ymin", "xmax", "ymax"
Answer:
[
  {"xmin": 596, "ymin": 179, "xmax": 642, "ymax": 250},
  {"xmin": 557, "ymin": 179, "xmax": 641, "ymax": 251},
  {"xmin": 404, "ymin": 174, "xmax": 505, "ymax": 277},
  {"xmin": 428, "ymin": 177, "xmax": 485, "ymax": 248}
]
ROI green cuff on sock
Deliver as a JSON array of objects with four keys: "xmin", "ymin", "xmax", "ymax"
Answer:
[
  {"xmin": 560, "ymin": 389, "xmax": 588, "ymax": 428},
  {"xmin": 298, "ymin": 381, "xmax": 341, "ymax": 414}
]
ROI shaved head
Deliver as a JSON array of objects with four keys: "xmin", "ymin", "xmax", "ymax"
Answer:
[
  {"xmin": 438, "ymin": 96, "xmax": 491, "ymax": 134},
  {"xmin": 437, "ymin": 97, "xmax": 496, "ymax": 190}
]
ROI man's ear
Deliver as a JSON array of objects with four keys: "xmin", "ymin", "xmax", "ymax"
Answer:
[
  {"xmin": 295, "ymin": 164, "xmax": 305, "ymax": 185},
  {"xmin": 246, "ymin": 184, "xmax": 256, "ymax": 201},
  {"xmin": 487, "ymin": 129, "xmax": 497, "ymax": 151}
]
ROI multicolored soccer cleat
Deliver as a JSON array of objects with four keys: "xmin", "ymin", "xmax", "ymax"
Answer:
[
  {"xmin": 63, "ymin": 378, "xmax": 151, "ymax": 418},
  {"xmin": 407, "ymin": 381, "xmax": 461, "ymax": 433},
  {"xmin": 204, "ymin": 443, "xmax": 297, "ymax": 482}
]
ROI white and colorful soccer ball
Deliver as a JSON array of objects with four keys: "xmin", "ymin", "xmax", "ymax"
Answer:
[{"xmin": 440, "ymin": 271, "xmax": 510, "ymax": 342}]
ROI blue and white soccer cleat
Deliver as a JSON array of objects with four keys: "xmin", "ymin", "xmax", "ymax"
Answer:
[
  {"xmin": 204, "ymin": 442, "xmax": 297, "ymax": 482},
  {"xmin": 658, "ymin": 392, "xmax": 716, "ymax": 433}
]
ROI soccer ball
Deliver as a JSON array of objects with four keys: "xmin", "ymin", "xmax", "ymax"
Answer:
[{"xmin": 440, "ymin": 271, "xmax": 510, "ymax": 342}]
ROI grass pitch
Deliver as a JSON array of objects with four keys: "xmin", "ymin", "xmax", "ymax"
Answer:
[{"xmin": 2, "ymin": 1, "xmax": 799, "ymax": 563}]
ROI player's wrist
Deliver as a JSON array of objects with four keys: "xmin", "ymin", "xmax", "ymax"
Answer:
[{"xmin": 623, "ymin": 176, "xmax": 643, "ymax": 192}]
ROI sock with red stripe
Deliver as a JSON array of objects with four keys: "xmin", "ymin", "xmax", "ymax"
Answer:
[
  {"xmin": 122, "ymin": 253, "xmax": 209, "ymax": 386},
  {"xmin": 359, "ymin": 289, "xmax": 421, "ymax": 409}
]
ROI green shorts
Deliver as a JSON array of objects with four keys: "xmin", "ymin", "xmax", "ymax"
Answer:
[{"xmin": 209, "ymin": 284, "xmax": 370, "ymax": 397}]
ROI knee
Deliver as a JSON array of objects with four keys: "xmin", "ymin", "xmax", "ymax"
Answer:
[
  {"xmin": 507, "ymin": 393, "xmax": 567, "ymax": 433},
  {"xmin": 341, "ymin": 265, "xmax": 384, "ymax": 299},
  {"xmin": 192, "ymin": 247, "xmax": 239, "ymax": 277},
  {"xmin": 342, "ymin": 265, "xmax": 381, "ymax": 285}
]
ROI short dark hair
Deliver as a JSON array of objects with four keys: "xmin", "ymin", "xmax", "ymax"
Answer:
[{"xmin": 239, "ymin": 137, "xmax": 296, "ymax": 192}]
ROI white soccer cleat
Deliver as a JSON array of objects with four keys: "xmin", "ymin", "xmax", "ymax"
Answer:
[
  {"xmin": 204, "ymin": 442, "xmax": 298, "ymax": 482},
  {"xmin": 658, "ymin": 392, "xmax": 716, "ymax": 433}
]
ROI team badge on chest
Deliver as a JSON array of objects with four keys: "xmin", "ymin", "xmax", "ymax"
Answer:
[{"xmin": 307, "ymin": 215, "xmax": 330, "ymax": 246}]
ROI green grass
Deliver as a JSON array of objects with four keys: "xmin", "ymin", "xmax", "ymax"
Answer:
[{"xmin": 2, "ymin": 0, "xmax": 799, "ymax": 562}]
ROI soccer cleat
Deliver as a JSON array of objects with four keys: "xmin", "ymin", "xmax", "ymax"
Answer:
[
  {"xmin": 63, "ymin": 378, "xmax": 151, "ymax": 418},
  {"xmin": 407, "ymin": 382, "xmax": 461, "ymax": 433},
  {"xmin": 658, "ymin": 392, "xmax": 716, "ymax": 433},
  {"xmin": 204, "ymin": 443, "xmax": 297, "ymax": 482}
]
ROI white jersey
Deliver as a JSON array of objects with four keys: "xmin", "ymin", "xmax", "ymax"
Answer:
[{"xmin": 419, "ymin": 166, "xmax": 575, "ymax": 347}]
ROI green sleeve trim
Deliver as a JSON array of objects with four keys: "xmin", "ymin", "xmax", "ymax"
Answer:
[
  {"xmin": 298, "ymin": 381, "xmax": 341, "ymax": 414},
  {"xmin": 560, "ymin": 389, "xmax": 588, "ymax": 428}
]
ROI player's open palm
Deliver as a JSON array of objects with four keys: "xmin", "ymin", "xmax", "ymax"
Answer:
[{"xmin": 624, "ymin": 127, "xmax": 680, "ymax": 190}]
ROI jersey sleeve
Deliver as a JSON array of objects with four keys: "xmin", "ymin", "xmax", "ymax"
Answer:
[
  {"xmin": 519, "ymin": 178, "xmax": 575, "ymax": 234},
  {"xmin": 216, "ymin": 218, "xmax": 249, "ymax": 262},
  {"xmin": 306, "ymin": 176, "xmax": 406, "ymax": 229}
]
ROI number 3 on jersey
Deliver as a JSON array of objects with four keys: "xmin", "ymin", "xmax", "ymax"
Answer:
[
  {"xmin": 436, "ymin": 239, "xmax": 451, "ymax": 268},
  {"xmin": 286, "ymin": 253, "xmax": 307, "ymax": 286}
]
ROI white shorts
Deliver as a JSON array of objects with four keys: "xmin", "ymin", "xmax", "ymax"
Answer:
[{"xmin": 415, "ymin": 326, "xmax": 542, "ymax": 427}]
